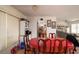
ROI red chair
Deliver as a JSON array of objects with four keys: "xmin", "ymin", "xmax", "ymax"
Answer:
[
  {"xmin": 29, "ymin": 38, "xmax": 38, "ymax": 49},
  {"xmin": 38, "ymin": 39, "xmax": 45, "ymax": 53},
  {"xmin": 51, "ymin": 39, "xmax": 55, "ymax": 53},
  {"xmin": 66, "ymin": 40, "xmax": 75, "ymax": 54},
  {"xmin": 60, "ymin": 40, "xmax": 67, "ymax": 53},
  {"xmin": 11, "ymin": 45, "xmax": 19, "ymax": 54},
  {"xmin": 29, "ymin": 38, "xmax": 39, "ymax": 53},
  {"xmin": 44, "ymin": 39, "xmax": 51, "ymax": 53},
  {"xmin": 54, "ymin": 39, "xmax": 61, "ymax": 53},
  {"xmin": 60, "ymin": 40, "xmax": 75, "ymax": 54}
]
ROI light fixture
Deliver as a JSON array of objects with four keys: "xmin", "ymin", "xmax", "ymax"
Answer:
[{"xmin": 32, "ymin": 5, "xmax": 38, "ymax": 11}]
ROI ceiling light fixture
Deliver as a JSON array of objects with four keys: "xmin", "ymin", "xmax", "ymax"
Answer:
[{"xmin": 32, "ymin": 5, "xmax": 38, "ymax": 11}]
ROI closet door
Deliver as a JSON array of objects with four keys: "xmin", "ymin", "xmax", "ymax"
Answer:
[
  {"xmin": 7, "ymin": 14, "xmax": 19, "ymax": 47},
  {"xmin": 0, "ymin": 11, "xmax": 7, "ymax": 51}
]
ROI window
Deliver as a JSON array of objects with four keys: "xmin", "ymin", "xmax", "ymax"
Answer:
[
  {"xmin": 71, "ymin": 24, "xmax": 77, "ymax": 33},
  {"xmin": 77, "ymin": 24, "xmax": 79, "ymax": 33},
  {"xmin": 71, "ymin": 23, "xmax": 79, "ymax": 33},
  {"xmin": 67, "ymin": 27, "xmax": 70, "ymax": 33}
]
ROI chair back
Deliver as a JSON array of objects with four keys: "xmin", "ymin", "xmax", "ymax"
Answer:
[
  {"xmin": 54, "ymin": 39, "xmax": 60, "ymax": 53},
  {"xmin": 29, "ymin": 38, "xmax": 38, "ymax": 49},
  {"xmin": 45, "ymin": 39, "xmax": 51, "ymax": 53},
  {"xmin": 51, "ymin": 39, "xmax": 55, "ymax": 53},
  {"xmin": 38, "ymin": 39, "xmax": 45, "ymax": 53}
]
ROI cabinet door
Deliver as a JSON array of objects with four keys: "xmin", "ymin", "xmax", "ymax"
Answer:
[
  {"xmin": 0, "ymin": 11, "xmax": 7, "ymax": 51},
  {"xmin": 7, "ymin": 14, "xmax": 19, "ymax": 47}
]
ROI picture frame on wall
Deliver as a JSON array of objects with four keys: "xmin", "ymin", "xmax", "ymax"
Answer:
[
  {"xmin": 47, "ymin": 20, "xmax": 51, "ymax": 27},
  {"xmin": 51, "ymin": 21, "xmax": 56, "ymax": 28}
]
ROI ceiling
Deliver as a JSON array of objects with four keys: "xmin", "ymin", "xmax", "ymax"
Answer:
[{"xmin": 13, "ymin": 5, "xmax": 79, "ymax": 21}]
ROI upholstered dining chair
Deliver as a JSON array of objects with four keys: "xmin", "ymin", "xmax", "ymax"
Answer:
[
  {"xmin": 38, "ymin": 39, "xmax": 45, "ymax": 53},
  {"xmin": 29, "ymin": 38, "xmax": 39, "ymax": 53},
  {"xmin": 54, "ymin": 39, "xmax": 61, "ymax": 54},
  {"xmin": 44, "ymin": 38, "xmax": 51, "ymax": 53},
  {"xmin": 66, "ymin": 40, "xmax": 75, "ymax": 54},
  {"xmin": 50, "ymin": 39, "xmax": 55, "ymax": 53},
  {"xmin": 60, "ymin": 40, "xmax": 67, "ymax": 54}
]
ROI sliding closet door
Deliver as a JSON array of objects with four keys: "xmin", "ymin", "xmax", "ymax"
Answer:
[
  {"xmin": 7, "ymin": 14, "xmax": 19, "ymax": 47},
  {"xmin": 0, "ymin": 11, "xmax": 7, "ymax": 51}
]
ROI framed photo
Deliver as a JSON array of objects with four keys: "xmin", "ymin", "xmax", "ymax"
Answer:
[
  {"xmin": 51, "ymin": 21, "xmax": 56, "ymax": 28},
  {"xmin": 47, "ymin": 20, "xmax": 51, "ymax": 27}
]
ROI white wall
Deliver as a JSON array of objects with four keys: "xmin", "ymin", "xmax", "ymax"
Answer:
[
  {"xmin": 0, "ymin": 6, "xmax": 27, "ymax": 53},
  {"xmin": 29, "ymin": 16, "xmax": 56, "ymax": 38},
  {"xmin": 29, "ymin": 17, "xmax": 38, "ymax": 38}
]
